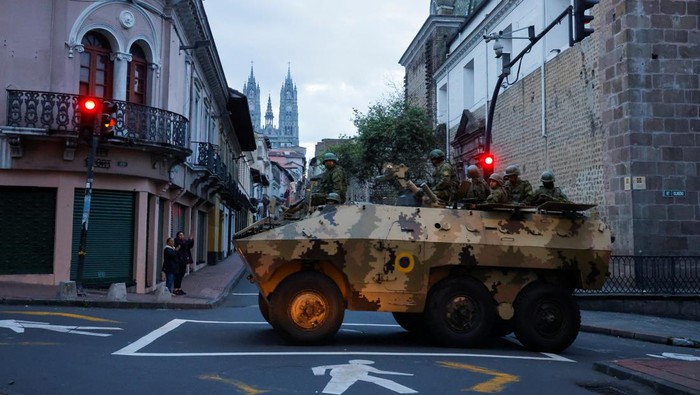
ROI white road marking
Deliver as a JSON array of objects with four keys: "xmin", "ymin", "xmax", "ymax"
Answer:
[
  {"xmin": 0, "ymin": 319, "xmax": 122, "ymax": 337},
  {"xmin": 112, "ymin": 319, "xmax": 577, "ymax": 362},
  {"xmin": 231, "ymin": 293, "xmax": 258, "ymax": 296},
  {"xmin": 313, "ymin": 359, "xmax": 416, "ymax": 394},
  {"xmin": 646, "ymin": 352, "xmax": 700, "ymax": 361}
]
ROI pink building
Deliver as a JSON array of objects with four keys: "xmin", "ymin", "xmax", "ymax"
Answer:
[{"xmin": 0, "ymin": 0, "xmax": 256, "ymax": 293}]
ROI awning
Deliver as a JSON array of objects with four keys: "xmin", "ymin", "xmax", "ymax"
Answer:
[
  {"xmin": 250, "ymin": 168, "xmax": 270, "ymax": 186},
  {"xmin": 227, "ymin": 88, "xmax": 256, "ymax": 151}
]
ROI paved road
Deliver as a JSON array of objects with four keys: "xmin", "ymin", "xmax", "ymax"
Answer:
[{"xmin": 0, "ymin": 280, "xmax": 694, "ymax": 394}]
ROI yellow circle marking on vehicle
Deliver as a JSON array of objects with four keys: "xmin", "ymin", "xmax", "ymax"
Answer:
[{"xmin": 395, "ymin": 252, "xmax": 415, "ymax": 273}]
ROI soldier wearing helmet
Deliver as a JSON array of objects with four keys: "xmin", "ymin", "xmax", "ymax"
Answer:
[
  {"xmin": 503, "ymin": 164, "xmax": 533, "ymax": 204},
  {"xmin": 311, "ymin": 152, "xmax": 347, "ymax": 205},
  {"xmin": 326, "ymin": 192, "xmax": 341, "ymax": 204},
  {"xmin": 485, "ymin": 173, "xmax": 509, "ymax": 204},
  {"xmin": 428, "ymin": 149, "xmax": 458, "ymax": 205},
  {"xmin": 526, "ymin": 170, "xmax": 570, "ymax": 206},
  {"xmin": 465, "ymin": 164, "xmax": 490, "ymax": 203}
]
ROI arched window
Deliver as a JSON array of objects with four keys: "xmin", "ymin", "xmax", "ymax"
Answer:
[
  {"xmin": 127, "ymin": 44, "xmax": 148, "ymax": 104},
  {"xmin": 79, "ymin": 32, "xmax": 113, "ymax": 98}
]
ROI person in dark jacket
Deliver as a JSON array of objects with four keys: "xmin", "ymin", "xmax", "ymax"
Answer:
[
  {"xmin": 161, "ymin": 237, "xmax": 178, "ymax": 293},
  {"xmin": 173, "ymin": 231, "xmax": 194, "ymax": 296}
]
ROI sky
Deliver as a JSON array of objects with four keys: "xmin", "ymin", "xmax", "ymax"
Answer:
[{"xmin": 202, "ymin": 1, "xmax": 429, "ymax": 160}]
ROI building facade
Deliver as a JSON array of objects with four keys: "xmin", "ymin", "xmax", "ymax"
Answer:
[
  {"xmin": 243, "ymin": 65, "xmax": 300, "ymax": 148},
  {"xmin": 0, "ymin": 0, "xmax": 257, "ymax": 292},
  {"xmin": 401, "ymin": 0, "xmax": 699, "ymax": 256}
]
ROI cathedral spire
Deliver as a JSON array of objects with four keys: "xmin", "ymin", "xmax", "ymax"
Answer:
[
  {"xmin": 243, "ymin": 61, "xmax": 261, "ymax": 131},
  {"xmin": 264, "ymin": 94, "xmax": 274, "ymax": 129}
]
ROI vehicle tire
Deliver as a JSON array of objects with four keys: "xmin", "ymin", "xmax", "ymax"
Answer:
[
  {"xmin": 269, "ymin": 271, "xmax": 344, "ymax": 344},
  {"xmin": 491, "ymin": 317, "xmax": 514, "ymax": 337},
  {"xmin": 425, "ymin": 277, "xmax": 495, "ymax": 348},
  {"xmin": 258, "ymin": 293, "xmax": 271, "ymax": 324},
  {"xmin": 513, "ymin": 283, "xmax": 580, "ymax": 352},
  {"xmin": 392, "ymin": 312, "xmax": 428, "ymax": 335}
]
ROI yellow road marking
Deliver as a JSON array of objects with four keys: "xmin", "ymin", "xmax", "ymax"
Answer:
[
  {"xmin": 438, "ymin": 361, "xmax": 520, "ymax": 393},
  {"xmin": 199, "ymin": 374, "xmax": 269, "ymax": 394},
  {"xmin": 0, "ymin": 342, "xmax": 60, "ymax": 346},
  {"xmin": 1, "ymin": 311, "xmax": 120, "ymax": 323}
]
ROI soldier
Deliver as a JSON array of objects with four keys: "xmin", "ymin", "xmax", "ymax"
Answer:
[
  {"xmin": 465, "ymin": 164, "xmax": 490, "ymax": 203},
  {"xmin": 311, "ymin": 152, "xmax": 347, "ymax": 205},
  {"xmin": 326, "ymin": 192, "xmax": 341, "ymax": 205},
  {"xmin": 428, "ymin": 149, "xmax": 458, "ymax": 205},
  {"xmin": 485, "ymin": 173, "xmax": 509, "ymax": 204},
  {"xmin": 527, "ymin": 170, "xmax": 571, "ymax": 206},
  {"xmin": 504, "ymin": 164, "xmax": 533, "ymax": 204}
]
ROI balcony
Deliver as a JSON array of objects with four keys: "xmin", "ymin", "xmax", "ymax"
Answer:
[
  {"xmin": 3, "ymin": 89, "xmax": 191, "ymax": 160},
  {"xmin": 191, "ymin": 141, "xmax": 253, "ymax": 212}
]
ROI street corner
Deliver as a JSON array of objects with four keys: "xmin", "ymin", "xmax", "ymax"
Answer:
[{"xmin": 594, "ymin": 355, "xmax": 700, "ymax": 395}]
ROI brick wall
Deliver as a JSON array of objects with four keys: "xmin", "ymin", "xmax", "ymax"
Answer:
[{"xmin": 599, "ymin": 0, "xmax": 699, "ymax": 255}]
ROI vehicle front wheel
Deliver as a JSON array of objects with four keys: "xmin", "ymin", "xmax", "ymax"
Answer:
[
  {"xmin": 425, "ymin": 277, "xmax": 495, "ymax": 348},
  {"xmin": 513, "ymin": 283, "xmax": 580, "ymax": 352},
  {"xmin": 258, "ymin": 293, "xmax": 271, "ymax": 324},
  {"xmin": 269, "ymin": 271, "xmax": 344, "ymax": 344}
]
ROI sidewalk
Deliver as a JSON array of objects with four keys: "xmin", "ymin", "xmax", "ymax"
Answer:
[
  {"xmin": 0, "ymin": 252, "xmax": 247, "ymax": 310},
  {"xmin": 1, "ymin": 260, "xmax": 698, "ymax": 394}
]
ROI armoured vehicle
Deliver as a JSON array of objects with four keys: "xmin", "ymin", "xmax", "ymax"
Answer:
[{"xmin": 234, "ymin": 170, "xmax": 612, "ymax": 353}]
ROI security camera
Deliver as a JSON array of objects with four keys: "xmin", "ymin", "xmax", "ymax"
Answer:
[{"xmin": 493, "ymin": 41, "xmax": 504, "ymax": 58}]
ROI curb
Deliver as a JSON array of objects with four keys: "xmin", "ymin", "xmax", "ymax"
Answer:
[
  {"xmin": 593, "ymin": 361, "xmax": 697, "ymax": 395},
  {"xmin": 0, "ymin": 267, "xmax": 248, "ymax": 310},
  {"xmin": 581, "ymin": 325, "xmax": 700, "ymax": 348}
]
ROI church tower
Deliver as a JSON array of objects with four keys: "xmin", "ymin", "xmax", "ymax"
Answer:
[
  {"xmin": 278, "ymin": 64, "xmax": 299, "ymax": 147},
  {"xmin": 243, "ymin": 63, "xmax": 261, "ymax": 131},
  {"xmin": 264, "ymin": 94, "xmax": 274, "ymax": 131}
]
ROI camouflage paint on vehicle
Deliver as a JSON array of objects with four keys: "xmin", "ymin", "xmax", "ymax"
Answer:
[{"xmin": 235, "ymin": 202, "xmax": 611, "ymax": 321}]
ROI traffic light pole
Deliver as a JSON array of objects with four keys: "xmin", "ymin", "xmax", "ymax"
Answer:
[
  {"xmin": 76, "ymin": 133, "xmax": 99, "ymax": 296},
  {"xmin": 484, "ymin": 6, "xmax": 572, "ymax": 153}
]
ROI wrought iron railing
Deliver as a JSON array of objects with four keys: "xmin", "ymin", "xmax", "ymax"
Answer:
[
  {"xmin": 578, "ymin": 256, "xmax": 700, "ymax": 295},
  {"xmin": 6, "ymin": 89, "xmax": 189, "ymax": 149}
]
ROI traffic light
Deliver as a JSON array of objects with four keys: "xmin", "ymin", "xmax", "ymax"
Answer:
[
  {"xmin": 78, "ymin": 97, "xmax": 100, "ymax": 138},
  {"xmin": 480, "ymin": 152, "xmax": 495, "ymax": 179},
  {"xmin": 100, "ymin": 101, "xmax": 118, "ymax": 137},
  {"xmin": 573, "ymin": 0, "xmax": 598, "ymax": 43}
]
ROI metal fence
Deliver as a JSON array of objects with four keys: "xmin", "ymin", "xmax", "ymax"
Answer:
[{"xmin": 578, "ymin": 256, "xmax": 700, "ymax": 295}]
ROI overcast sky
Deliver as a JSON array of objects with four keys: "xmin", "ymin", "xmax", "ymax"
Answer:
[{"xmin": 203, "ymin": 1, "xmax": 428, "ymax": 159}]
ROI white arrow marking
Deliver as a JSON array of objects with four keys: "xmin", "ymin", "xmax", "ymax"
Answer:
[
  {"xmin": 646, "ymin": 352, "xmax": 700, "ymax": 361},
  {"xmin": 0, "ymin": 319, "xmax": 122, "ymax": 337}
]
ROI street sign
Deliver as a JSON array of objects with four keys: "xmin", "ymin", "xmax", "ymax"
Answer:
[{"xmin": 662, "ymin": 190, "xmax": 686, "ymax": 197}]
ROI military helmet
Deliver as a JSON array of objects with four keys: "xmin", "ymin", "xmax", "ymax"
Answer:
[
  {"xmin": 322, "ymin": 152, "xmax": 338, "ymax": 163},
  {"xmin": 488, "ymin": 173, "xmax": 504, "ymax": 185},
  {"xmin": 541, "ymin": 170, "xmax": 555, "ymax": 182},
  {"xmin": 326, "ymin": 192, "xmax": 341, "ymax": 203},
  {"xmin": 466, "ymin": 165, "xmax": 480, "ymax": 178},
  {"xmin": 504, "ymin": 165, "xmax": 521, "ymax": 177},
  {"xmin": 429, "ymin": 149, "xmax": 445, "ymax": 160}
]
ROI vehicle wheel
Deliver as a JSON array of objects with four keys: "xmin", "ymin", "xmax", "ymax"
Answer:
[
  {"xmin": 491, "ymin": 318, "xmax": 514, "ymax": 337},
  {"xmin": 269, "ymin": 271, "xmax": 344, "ymax": 344},
  {"xmin": 392, "ymin": 312, "xmax": 428, "ymax": 335},
  {"xmin": 513, "ymin": 283, "xmax": 580, "ymax": 352},
  {"xmin": 258, "ymin": 293, "xmax": 270, "ymax": 324},
  {"xmin": 425, "ymin": 277, "xmax": 495, "ymax": 348}
]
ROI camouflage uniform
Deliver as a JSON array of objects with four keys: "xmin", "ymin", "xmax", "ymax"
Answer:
[
  {"xmin": 505, "ymin": 179, "xmax": 534, "ymax": 204},
  {"xmin": 528, "ymin": 185, "xmax": 570, "ymax": 206},
  {"xmin": 467, "ymin": 177, "xmax": 490, "ymax": 202},
  {"xmin": 485, "ymin": 185, "xmax": 509, "ymax": 204},
  {"xmin": 432, "ymin": 161, "xmax": 458, "ymax": 203},
  {"xmin": 311, "ymin": 165, "xmax": 347, "ymax": 205}
]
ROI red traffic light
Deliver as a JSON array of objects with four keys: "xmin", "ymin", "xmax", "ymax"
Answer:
[
  {"xmin": 483, "ymin": 154, "xmax": 494, "ymax": 166},
  {"xmin": 81, "ymin": 98, "xmax": 98, "ymax": 112}
]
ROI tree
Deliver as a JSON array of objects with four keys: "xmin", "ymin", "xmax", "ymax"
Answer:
[{"xmin": 351, "ymin": 93, "xmax": 435, "ymax": 183}]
